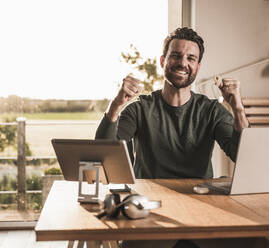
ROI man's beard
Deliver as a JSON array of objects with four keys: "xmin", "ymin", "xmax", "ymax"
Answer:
[{"xmin": 164, "ymin": 67, "xmax": 197, "ymax": 89}]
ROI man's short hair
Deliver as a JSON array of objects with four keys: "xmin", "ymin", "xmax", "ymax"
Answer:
[{"xmin": 162, "ymin": 27, "xmax": 204, "ymax": 63}]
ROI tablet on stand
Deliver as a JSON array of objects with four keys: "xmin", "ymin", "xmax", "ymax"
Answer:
[{"xmin": 51, "ymin": 139, "xmax": 136, "ymax": 204}]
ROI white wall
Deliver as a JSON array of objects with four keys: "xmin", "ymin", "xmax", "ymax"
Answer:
[
  {"xmin": 168, "ymin": 0, "xmax": 269, "ymax": 177},
  {"xmin": 168, "ymin": 0, "xmax": 182, "ymax": 32},
  {"xmin": 194, "ymin": 0, "xmax": 269, "ymax": 177},
  {"xmin": 195, "ymin": 0, "xmax": 269, "ymax": 98}
]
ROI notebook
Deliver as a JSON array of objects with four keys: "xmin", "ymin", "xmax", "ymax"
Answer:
[{"xmin": 197, "ymin": 128, "xmax": 269, "ymax": 195}]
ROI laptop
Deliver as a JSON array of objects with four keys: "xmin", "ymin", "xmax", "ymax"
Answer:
[{"xmin": 197, "ymin": 128, "xmax": 269, "ymax": 195}]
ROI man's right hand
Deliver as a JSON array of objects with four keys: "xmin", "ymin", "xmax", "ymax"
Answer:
[
  {"xmin": 106, "ymin": 75, "xmax": 144, "ymax": 122},
  {"xmin": 114, "ymin": 75, "xmax": 144, "ymax": 106}
]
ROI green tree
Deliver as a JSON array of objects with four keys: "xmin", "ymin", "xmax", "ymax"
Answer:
[
  {"xmin": 120, "ymin": 44, "xmax": 163, "ymax": 94},
  {"xmin": 26, "ymin": 175, "xmax": 42, "ymax": 190},
  {"xmin": 44, "ymin": 167, "xmax": 62, "ymax": 175},
  {"xmin": 26, "ymin": 175, "xmax": 42, "ymax": 210},
  {"xmin": 0, "ymin": 117, "xmax": 32, "ymax": 156},
  {"xmin": 0, "ymin": 118, "xmax": 17, "ymax": 153},
  {"xmin": 0, "ymin": 175, "xmax": 17, "ymax": 207}
]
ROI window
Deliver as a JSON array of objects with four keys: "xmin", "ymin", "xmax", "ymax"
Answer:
[{"xmin": 0, "ymin": 0, "xmax": 168, "ymax": 223}]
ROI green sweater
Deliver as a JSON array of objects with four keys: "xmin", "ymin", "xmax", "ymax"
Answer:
[{"xmin": 95, "ymin": 90, "xmax": 241, "ymax": 179}]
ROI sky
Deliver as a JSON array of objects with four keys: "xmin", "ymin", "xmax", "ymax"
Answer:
[{"xmin": 0, "ymin": 0, "xmax": 168, "ymax": 100}]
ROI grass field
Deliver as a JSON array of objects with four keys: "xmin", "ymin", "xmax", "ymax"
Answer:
[{"xmin": 0, "ymin": 111, "xmax": 104, "ymax": 121}]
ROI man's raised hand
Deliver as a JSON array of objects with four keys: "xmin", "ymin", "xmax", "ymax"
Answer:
[
  {"xmin": 114, "ymin": 75, "xmax": 144, "ymax": 106},
  {"xmin": 217, "ymin": 78, "xmax": 244, "ymax": 111},
  {"xmin": 106, "ymin": 75, "xmax": 144, "ymax": 122}
]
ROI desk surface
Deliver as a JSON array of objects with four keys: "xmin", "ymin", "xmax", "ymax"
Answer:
[{"xmin": 35, "ymin": 179, "xmax": 269, "ymax": 241}]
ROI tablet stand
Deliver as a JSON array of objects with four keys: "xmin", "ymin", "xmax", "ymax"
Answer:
[{"xmin": 78, "ymin": 161, "xmax": 102, "ymax": 203}]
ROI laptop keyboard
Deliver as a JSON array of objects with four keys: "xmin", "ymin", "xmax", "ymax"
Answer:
[
  {"xmin": 202, "ymin": 181, "xmax": 231, "ymax": 194},
  {"xmin": 210, "ymin": 181, "xmax": 231, "ymax": 189}
]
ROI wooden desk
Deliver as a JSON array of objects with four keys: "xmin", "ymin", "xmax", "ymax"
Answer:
[{"xmin": 35, "ymin": 179, "xmax": 269, "ymax": 242}]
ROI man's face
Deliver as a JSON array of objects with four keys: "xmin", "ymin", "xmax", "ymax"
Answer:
[{"xmin": 161, "ymin": 39, "xmax": 201, "ymax": 89}]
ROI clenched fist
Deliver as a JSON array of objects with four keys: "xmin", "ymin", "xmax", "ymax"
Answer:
[
  {"xmin": 217, "ymin": 78, "xmax": 244, "ymax": 111},
  {"xmin": 114, "ymin": 75, "xmax": 144, "ymax": 107}
]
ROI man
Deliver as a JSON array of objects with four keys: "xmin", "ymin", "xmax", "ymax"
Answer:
[
  {"xmin": 95, "ymin": 28, "xmax": 252, "ymax": 247},
  {"xmin": 95, "ymin": 27, "xmax": 252, "ymax": 248},
  {"xmin": 95, "ymin": 27, "xmax": 249, "ymax": 181}
]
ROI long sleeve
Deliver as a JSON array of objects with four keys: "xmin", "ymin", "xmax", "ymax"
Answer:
[
  {"xmin": 95, "ymin": 114, "xmax": 118, "ymax": 140},
  {"xmin": 95, "ymin": 105, "xmax": 139, "ymax": 164},
  {"xmin": 212, "ymin": 103, "xmax": 242, "ymax": 162},
  {"xmin": 95, "ymin": 102, "xmax": 139, "ymax": 141},
  {"xmin": 214, "ymin": 123, "xmax": 241, "ymax": 162}
]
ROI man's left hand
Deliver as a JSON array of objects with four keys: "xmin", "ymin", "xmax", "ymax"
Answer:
[{"xmin": 218, "ymin": 78, "xmax": 244, "ymax": 111}]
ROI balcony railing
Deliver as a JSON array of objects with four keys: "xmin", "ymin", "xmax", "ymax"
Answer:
[{"xmin": 0, "ymin": 118, "xmax": 99, "ymax": 211}]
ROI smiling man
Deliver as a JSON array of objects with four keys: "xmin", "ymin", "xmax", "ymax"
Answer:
[
  {"xmin": 162, "ymin": 39, "xmax": 200, "ymax": 89},
  {"xmin": 95, "ymin": 27, "xmax": 250, "ymax": 248},
  {"xmin": 95, "ymin": 27, "xmax": 249, "ymax": 181}
]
